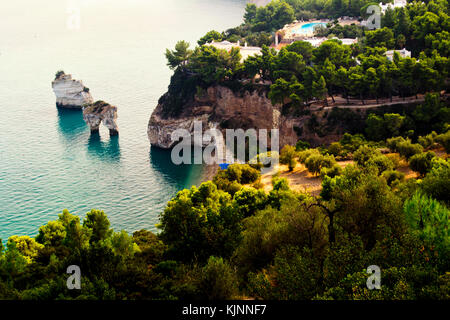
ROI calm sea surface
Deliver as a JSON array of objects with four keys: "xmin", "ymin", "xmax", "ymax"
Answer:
[{"xmin": 0, "ymin": 0, "xmax": 247, "ymax": 240}]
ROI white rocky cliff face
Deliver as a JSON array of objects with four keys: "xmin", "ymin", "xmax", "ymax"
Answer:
[
  {"xmin": 52, "ymin": 71, "xmax": 94, "ymax": 108},
  {"xmin": 83, "ymin": 101, "xmax": 119, "ymax": 136},
  {"xmin": 148, "ymin": 84, "xmax": 356, "ymax": 149},
  {"xmin": 148, "ymin": 85, "xmax": 285, "ymax": 149}
]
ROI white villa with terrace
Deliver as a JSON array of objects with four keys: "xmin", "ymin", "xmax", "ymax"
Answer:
[
  {"xmin": 206, "ymin": 40, "xmax": 262, "ymax": 62},
  {"xmin": 385, "ymin": 48, "xmax": 411, "ymax": 61},
  {"xmin": 379, "ymin": 0, "xmax": 407, "ymax": 14},
  {"xmin": 302, "ymin": 37, "xmax": 358, "ymax": 48}
]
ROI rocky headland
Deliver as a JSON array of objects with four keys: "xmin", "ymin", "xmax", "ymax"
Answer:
[
  {"xmin": 148, "ymin": 85, "xmax": 284, "ymax": 148},
  {"xmin": 52, "ymin": 71, "xmax": 94, "ymax": 109},
  {"xmin": 147, "ymin": 83, "xmax": 362, "ymax": 150},
  {"xmin": 147, "ymin": 78, "xmax": 435, "ymax": 151}
]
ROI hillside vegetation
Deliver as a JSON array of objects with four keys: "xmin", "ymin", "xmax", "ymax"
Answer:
[{"xmin": 1, "ymin": 0, "xmax": 449, "ymax": 300}]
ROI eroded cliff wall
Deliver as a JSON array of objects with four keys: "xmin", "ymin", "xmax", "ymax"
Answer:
[
  {"xmin": 147, "ymin": 84, "xmax": 360, "ymax": 149},
  {"xmin": 148, "ymin": 85, "xmax": 298, "ymax": 148}
]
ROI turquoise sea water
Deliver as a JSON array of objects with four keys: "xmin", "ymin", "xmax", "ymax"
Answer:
[
  {"xmin": 293, "ymin": 22, "xmax": 327, "ymax": 34},
  {"xmin": 0, "ymin": 0, "xmax": 247, "ymax": 241}
]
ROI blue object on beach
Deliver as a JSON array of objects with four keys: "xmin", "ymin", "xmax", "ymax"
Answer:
[{"xmin": 219, "ymin": 163, "xmax": 230, "ymax": 170}]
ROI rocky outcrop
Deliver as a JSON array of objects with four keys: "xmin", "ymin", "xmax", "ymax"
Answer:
[
  {"xmin": 148, "ymin": 82, "xmax": 434, "ymax": 150},
  {"xmin": 52, "ymin": 71, "xmax": 93, "ymax": 108},
  {"xmin": 83, "ymin": 101, "xmax": 119, "ymax": 136},
  {"xmin": 148, "ymin": 85, "xmax": 292, "ymax": 149}
]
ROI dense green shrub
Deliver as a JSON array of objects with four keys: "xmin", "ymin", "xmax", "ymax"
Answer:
[
  {"xmin": 234, "ymin": 203, "xmax": 327, "ymax": 276},
  {"xmin": 240, "ymin": 165, "xmax": 261, "ymax": 184},
  {"xmin": 198, "ymin": 257, "xmax": 238, "ymax": 300},
  {"xmin": 386, "ymin": 153, "xmax": 401, "ymax": 169},
  {"xmin": 213, "ymin": 164, "xmax": 260, "ymax": 195},
  {"xmin": 295, "ymin": 140, "xmax": 310, "ymax": 151},
  {"xmin": 421, "ymin": 158, "xmax": 450, "ymax": 205},
  {"xmin": 381, "ymin": 170, "xmax": 405, "ymax": 186},
  {"xmin": 247, "ymin": 247, "xmax": 321, "ymax": 300},
  {"xmin": 320, "ymin": 164, "xmax": 342, "ymax": 178},
  {"xmin": 409, "ymin": 151, "xmax": 436, "ymax": 176},
  {"xmin": 159, "ymin": 182, "xmax": 242, "ymax": 262},
  {"xmin": 305, "ymin": 154, "xmax": 336, "ymax": 176},
  {"xmin": 386, "ymin": 136, "xmax": 407, "ymax": 153},
  {"xmin": 340, "ymin": 133, "xmax": 367, "ymax": 153},
  {"xmin": 353, "ymin": 145, "xmax": 381, "ymax": 167},
  {"xmin": 319, "ymin": 266, "xmax": 447, "ymax": 300},
  {"xmin": 404, "ymin": 192, "xmax": 450, "ymax": 265},
  {"xmin": 272, "ymin": 176, "xmax": 290, "ymax": 191},
  {"xmin": 418, "ymin": 131, "xmax": 438, "ymax": 148},
  {"xmin": 327, "ymin": 142, "xmax": 345, "ymax": 158},
  {"xmin": 365, "ymin": 113, "xmax": 405, "ymax": 141},
  {"xmin": 436, "ymin": 130, "xmax": 450, "ymax": 153},
  {"xmin": 298, "ymin": 149, "xmax": 320, "ymax": 164},
  {"xmin": 233, "ymin": 187, "xmax": 268, "ymax": 218},
  {"xmin": 280, "ymin": 145, "xmax": 298, "ymax": 171},
  {"xmin": 366, "ymin": 155, "xmax": 395, "ymax": 174},
  {"xmin": 397, "ymin": 140, "xmax": 424, "ymax": 159}
]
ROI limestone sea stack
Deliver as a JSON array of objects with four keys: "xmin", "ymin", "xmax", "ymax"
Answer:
[
  {"xmin": 52, "ymin": 71, "xmax": 94, "ymax": 108},
  {"xmin": 83, "ymin": 100, "xmax": 119, "ymax": 136}
]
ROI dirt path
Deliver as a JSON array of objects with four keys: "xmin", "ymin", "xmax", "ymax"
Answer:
[
  {"xmin": 261, "ymin": 163, "xmax": 323, "ymax": 195},
  {"xmin": 315, "ymin": 93, "xmax": 449, "ymax": 111},
  {"xmin": 261, "ymin": 160, "xmax": 354, "ymax": 195}
]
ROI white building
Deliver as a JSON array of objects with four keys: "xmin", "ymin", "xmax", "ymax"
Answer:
[
  {"xmin": 302, "ymin": 37, "xmax": 358, "ymax": 48},
  {"xmin": 206, "ymin": 40, "xmax": 262, "ymax": 62},
  {"xmin": 337, "ymin": 38, "xmax": 358, "ymax": 46},
  {"xmin": 302, "ymin": 37, "xmax": 328, "ymax": 47},
  {"xmin": 385, "ymin": 48, "xmax": 411, "ymax": 61},
  {"xmin": 380, "ymin": 0, "xmax": 407, "ymax": 14}
]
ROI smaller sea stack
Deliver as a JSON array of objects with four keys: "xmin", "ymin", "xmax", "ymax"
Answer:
[{"xmin": 83, "ymin": 100, "xmax": 119, "ymax": 136}]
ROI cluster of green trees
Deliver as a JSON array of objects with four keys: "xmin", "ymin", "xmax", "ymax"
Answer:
[
  {"xmin": 2, "ymin": 0, "xmax": 449, "ymax": 301},
  {"xmin": 381, "ymin": 1, "xmax": 450, "ymax": 56},
  {"xmin": 165, "ymin": 37, "xmax": 448, "ymax": 115},
  {"xmin": 290, "ymin": 106, "xmax": 450, "ymax": 180},
  {"xmin": 3, "ymin": 91, "xmax": 450, "ymax": 300},
  {"xmin": 209, "ymin": 0, "xmax": 449, "ymax": 54},
  {"xmin": 2, "ymin": 131, "xmax": 448, "ymax": 299},
  {"xmin": 264, "ymin": 40, "xmax": 447, "ymax": 107},
  {"xmin": 314, "ymin": 21, "xmax": 365, "ymax": 39},
  {"xmin": 325, "ymin": 127, "xmax": 448, "ymax": 163},
  {"xmin": 244, "ymin": 0, "xmax": 375, "ymax": 27},
  {"xmin": 309, "ymin": 92, "xmax": 449, "ymax": 144},
  {"xmin": 162, "ymin": 1, "xmax": 449, "ymax": 117},
  {"xmin": 363, "ymin": 93, "xmax": 450, "ymax": 140}
]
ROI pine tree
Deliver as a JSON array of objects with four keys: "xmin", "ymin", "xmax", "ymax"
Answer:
[{"xmin": 313, "ymin": 76, "xmax": 328, "ymax": 106}]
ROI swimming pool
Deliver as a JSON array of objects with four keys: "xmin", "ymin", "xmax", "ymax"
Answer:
[{"xmin": 292, "ymin": 22, "xmax": 327, "ymax": 35}]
